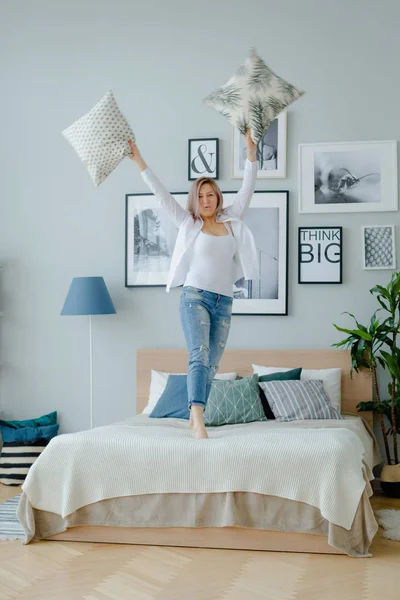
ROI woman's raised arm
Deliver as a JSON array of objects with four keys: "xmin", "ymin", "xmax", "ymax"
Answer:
[
  {"xmin": 128, "ymin": 140, "xmax": 188, "ymax": 229},
  {"xmin": 230, "ymin": 131, "xmax": 258, "ymax": 220}
]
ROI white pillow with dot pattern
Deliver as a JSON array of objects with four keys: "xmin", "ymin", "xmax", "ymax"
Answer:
[
  {"xmin": 203, "ymin": 48, "xmax": 305, "ymax": 143},
  {"xmin": 62, "ymin": 90, "xmax": 135, "ymax": 186}
]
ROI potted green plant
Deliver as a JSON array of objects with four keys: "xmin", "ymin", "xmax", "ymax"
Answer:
[{"xmin": 332, "ymin": 271, "xmax": 400, "ymax": 497}]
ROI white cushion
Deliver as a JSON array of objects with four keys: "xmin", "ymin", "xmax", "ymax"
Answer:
[
  {"xmin": 62, "ymin": 90, "xmax": 135, "ymax": 186},
  {"xmin": 141, "ymin": 369, "xmax": 237, "ymax": 414},
  {"xmin": 252, "ymin": 364, "xmax": 341, "ymax": 412},
  {"xmin": 203, "ymin": 48, "xmax": 305, "ymax": 143}
]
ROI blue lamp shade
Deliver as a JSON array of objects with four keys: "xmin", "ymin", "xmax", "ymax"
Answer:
[{"xmin": 61, "ymin": 277, "xmax": 116, "ymax": 316}]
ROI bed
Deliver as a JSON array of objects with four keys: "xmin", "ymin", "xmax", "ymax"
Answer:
[{"xmin": 17, "ymin": 349, "xmax": 381, "ymax": 557}]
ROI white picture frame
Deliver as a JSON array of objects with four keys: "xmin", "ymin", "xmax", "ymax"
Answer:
[
  {"xmin": 362, "ymin": 225, "xmax": 396, "ymax": 270},
  {"xmin": 232, "ymin": 112, "xmax": 287, "ymax": 179},
  {"xmin": 298, "ymin": 140, "xmax": 398, "ymax": 213}
]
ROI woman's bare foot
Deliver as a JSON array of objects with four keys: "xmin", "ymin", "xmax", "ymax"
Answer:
[
  {"xmin": 194, "ymin": 425, "xmax": 208, "ymax": 440},
  {"xmin": 190, "ymin": 405, "xmax": 209, "ymax": 439}
]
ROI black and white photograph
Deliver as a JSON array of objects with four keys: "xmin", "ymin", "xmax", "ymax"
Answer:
[
  {"xmin": 125, "ymin": 190, "xmax": 289, "ymax": 315},
  {"xmin": 188, "ymin": 138, "xmax": 219, "ymax": 181},
  {"xmin": 362, "ymin": 225, "xmax": 396, "ymax": 270},
  {"xmin": 230, "ymin": 190, "xmax": 288, "ymax": 315},
  {"xmin": 232, "ymin": 112, "xmax": 287, "ymax": 179},
  {"xmin": 315, "ymin": 150, "xmax": 381, "ymax": 205},
  {"xmin": 299, "ymin": 141, "xmax": 398, "ymax": 213},
  {"xmin": 125, "ymin": 194, "xmax": 183, "ymax": 287},
  {"xmin": 298, "ymin": 227, "xmax": 342, "ymax": 284}
]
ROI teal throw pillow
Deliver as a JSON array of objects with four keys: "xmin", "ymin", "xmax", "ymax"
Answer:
[
  {"xmin": 204, "ymin": 374, "xmax": 266, "ymax": 426},
  {"xmin": 259, "ymin": 368, "xmax": 302, "ymax": 383},
  {"xmin": 0, "ymin": 411, "xmax": 58, "ymax": 429}
]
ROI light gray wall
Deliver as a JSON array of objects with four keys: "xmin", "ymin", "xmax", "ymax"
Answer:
[{"xmin": 1, "ymin": 1, "xmax": 399, "ymax": 452}]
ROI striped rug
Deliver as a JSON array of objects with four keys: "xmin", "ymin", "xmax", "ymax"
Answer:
[{"xmin": 0, "ymin": 494, "xmax": 25, "ymax": 540}]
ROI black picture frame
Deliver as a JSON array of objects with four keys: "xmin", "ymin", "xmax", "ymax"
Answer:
[
  {"xmin": 125, "ymin": 190, "xmax": 289, "ymax": 316},
  {"xmin": 188, "ymin": 138, "xmax": 219, "ymax": 181},
  {"xmin": 298, "ymin": 226, "xmax": 343, "ymax": 284}
]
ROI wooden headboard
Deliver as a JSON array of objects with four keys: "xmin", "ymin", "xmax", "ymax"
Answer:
[{"xmin": 136, "ymin": 349, "xmax": 373, "ymax": 427}]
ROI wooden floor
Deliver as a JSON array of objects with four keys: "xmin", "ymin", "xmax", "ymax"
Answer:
[{"xmin": 1, "ymin": 485, "xmax": 399, "ymax": 600}]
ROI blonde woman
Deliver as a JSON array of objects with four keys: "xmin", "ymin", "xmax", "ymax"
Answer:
[{"xmin": 129, "ymin": 133, "xmax": 258, "ymax": 439}]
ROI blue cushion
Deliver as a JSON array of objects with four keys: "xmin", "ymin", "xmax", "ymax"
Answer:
[
  {"xmin": 0, "ymin": 424, "xmax": 59, "ymax": 444},
  {"xmin": 0, "ymin": 411, "xmax": 58, "ymax": 429},
  {"xmin": 149, "ymin": 375, "xmax": 190, "ymax": 420}
]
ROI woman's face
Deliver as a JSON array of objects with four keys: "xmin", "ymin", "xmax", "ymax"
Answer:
[{"xmin": 198, "ymin": 183, "xmax": 218, "ymax": 219}]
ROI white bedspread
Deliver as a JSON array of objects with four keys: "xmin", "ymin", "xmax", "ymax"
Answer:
[{"xmin": 21, "ymin": 415, "xmax": 381, "ymax": 530}]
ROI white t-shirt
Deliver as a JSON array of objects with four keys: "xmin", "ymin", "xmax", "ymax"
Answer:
[{"xmin": 184, "ymin": 223, "xmax": 236, "ymax": 297}]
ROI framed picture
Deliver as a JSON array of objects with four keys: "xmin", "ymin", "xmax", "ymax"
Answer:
[
  {"xmin": 298, "ymin": 140, "xmax": 398, "ymax": 213},
  {"xmin": 188, "ymin": 138, "xmax": 219, "ymax": 180},
  {"xmin": 298, "ymin": 227, "xmax": 342, "ymax": 284},
  {"xmin": 125, "ymin": 193, "xmax": 176, "ymax": 288},
  {"xmin": 362, "ymin": 225, "xmax": 396, "ymax": 270},
  {"xmin": 231, "ymin": 190, "xmax": 289, "ymax": 315},
  {"xmin": 232, "ymin": 112, "xmax": 287, "ymax": 179},
  {"xmin": 125, "ymin": 190, "xmax": 289, "ymax": 316}
]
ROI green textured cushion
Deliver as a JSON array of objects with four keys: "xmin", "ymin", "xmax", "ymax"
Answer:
[{"xmin": 204, "ymin": 374, "xmax": 266, "ymax": 426}]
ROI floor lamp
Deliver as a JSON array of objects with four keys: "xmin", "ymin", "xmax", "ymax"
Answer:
[{"xmin": 61, "ymin": 277, "xmax": 116, "ymax": 429}]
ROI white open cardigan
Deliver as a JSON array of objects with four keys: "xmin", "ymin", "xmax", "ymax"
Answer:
[{"xmin": 141, "ymin": 159, "xmax": 259, "ymax": 292}]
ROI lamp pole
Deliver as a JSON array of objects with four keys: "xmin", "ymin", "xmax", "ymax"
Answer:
[{"xmin": 89, "ymin": 314, "xmax": 94, "ymax": 429}]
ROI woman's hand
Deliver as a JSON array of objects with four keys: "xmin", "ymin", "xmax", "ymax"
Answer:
[
  {"xmin": 128, "ymin": 139, "xmax": 140, "ymax": 161},
  {"xmin": 244, "ymin": 130, "xmax": 257, "ymax": 162},
  {"xmin": 128, "ymin": 139, "xmax": 147, "ymax": 172}
]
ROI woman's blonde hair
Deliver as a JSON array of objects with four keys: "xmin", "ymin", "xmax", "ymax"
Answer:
[{"xmin": 187, "ymin": 177, "xmax": 224, "ymax": 220}]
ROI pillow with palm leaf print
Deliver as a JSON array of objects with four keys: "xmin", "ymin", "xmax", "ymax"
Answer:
[{"xmin": 203, "ymin": 48, "xmax": 305, "ymax": 143}]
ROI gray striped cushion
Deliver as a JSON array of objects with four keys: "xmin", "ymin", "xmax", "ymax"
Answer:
[{"xmin": 259, "ymin": 379, "xmax": 343, "ymax": 422}]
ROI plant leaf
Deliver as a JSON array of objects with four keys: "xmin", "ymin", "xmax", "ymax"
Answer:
[
  {"xmin": 248, "ymin": 99, "xmax": 269, "ymax": 142},
  {"xmin": 204, "ymin": 84, "xmax": 242, "ymax": 110}
]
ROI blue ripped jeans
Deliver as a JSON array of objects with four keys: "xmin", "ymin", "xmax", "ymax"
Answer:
[{"xmin": 179, "ymin": 286, "xmax": 233, "ymax": 410}]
